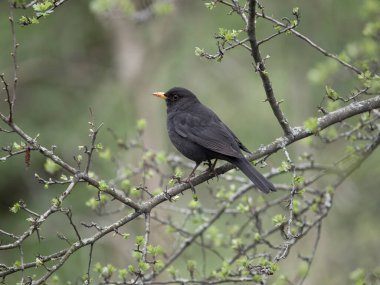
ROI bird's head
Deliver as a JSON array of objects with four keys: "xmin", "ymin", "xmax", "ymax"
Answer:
[{"xmin": 153, "ymin": 87, "xmax": 200, "ymax": 111}]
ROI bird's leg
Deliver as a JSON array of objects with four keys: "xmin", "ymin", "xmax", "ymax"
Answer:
[
  {"xmin": 182, "ymin": 162, "xmax": 201, "ymax": 194},
  {"xmin": 188, "ymin": 162, "xmax": 201, "ymax": 178},
  {"xmin": 204, "ymin": 159, "xmax": 219, "ymax": 181}
]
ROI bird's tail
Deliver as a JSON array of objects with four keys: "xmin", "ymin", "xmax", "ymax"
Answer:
[{"xmin": 231, "ymin": 157, "xmax": 276, "ymax": 194}]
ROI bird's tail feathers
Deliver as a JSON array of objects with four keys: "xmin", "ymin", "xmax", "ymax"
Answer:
[{"xmin": 232, "ymin": 158, "xmax": 276, "ymax": 194}]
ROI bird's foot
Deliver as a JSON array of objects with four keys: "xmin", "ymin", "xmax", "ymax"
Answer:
[
  {"xmin": 203, "ymin": 160, "xmax": 219, "ymax": 182},
  {"xmin": 170, "ymin": 176, "xmax": 186, "ymax": 195},
  {"xmin": 171, "ymin": 175, "xmax": 197, "ymax": 195},
  {"xmin": 182, "ymin": 176, "xmax": 197, "ymax": 195}
]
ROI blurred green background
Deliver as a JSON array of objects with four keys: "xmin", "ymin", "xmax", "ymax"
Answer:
[{"xmin": 0, "ymin": 0, "xmax": 379, "ymax": 284}]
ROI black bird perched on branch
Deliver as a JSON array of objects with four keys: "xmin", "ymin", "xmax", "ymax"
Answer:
[{"xmin": 153, "ymin": 87, "xmax": 276, "ymax": 194}]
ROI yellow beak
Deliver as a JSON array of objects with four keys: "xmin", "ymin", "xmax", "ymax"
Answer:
[{"xmin": 152, "ymin": 92, "xmax": 167, "ymax": 100}]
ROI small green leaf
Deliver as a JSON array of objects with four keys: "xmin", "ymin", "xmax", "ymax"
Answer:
[
  {"xmin": 236, "ymin": 203, "xmax": 249, "ymax": 213},
  {"xmin": 231, "ymin": 238, "xmax": 243, "ymax": 250},
  {"xmin": 138, "ymin": 261, "xmax": 150, "ymax": 272},
  {"xmin": 19, "ymin": 16, "xmax": 29, "ymax": 25},
  {"xmin": 155, "ymin": 151, "xmax": 167, "ymax": 164},
  {"xmin": 136, "ymin": 119, "xmax": 147, "ymax": 132},
  {"xmin": 174, "ymin": 167, "xmax": 183, "ymax": 177},
  {"xmin": 147, "ymin": 245, "xmax": 164, "ymax": 257},
  {"xmin": 44, "ymin": 158, "xmax": 61, "ymax": 174},
  {"xmin": 130, "ymin": 187, "xmax": 140, "ymax": 197},
  {"xmin": 101, "ymin": 264, "xmax": 115, "ymax": 278},
  {"xmin": 10, "ymin": 202, "xmax": 21, "ymax": 213},
  {"xmin": 168, "ymin": 178, "xmax": 176, "ymax": 187},
  {"xmin": 95, "ymin": 143, "xmax": 103, "ymax": 150},
  {"xmin": 33, "ymin": 0, "xmax": 53, "ymax": 17},
  {"xmin": 293, "ymin": 199, "xmax": 301, "ymax": 214},
  {"xmin": 253, "ymin": 275, "xmax": 263, "ymax": 282},
  {"xmin": 297, "ymin": 262, "xmax": 309, "ymax": 277},
  {"xmin": 13, "ymin": 142, "xmax": 22, "ymax": 150},
  {"xmin": 274, "ymin": 25, "xmax": 282, "ymax": 32},
  {"xmin": 120, "ymin": 179, "xmax": 131, "ymax": 191},
  {"xmin": 128, "ymin": 264, "xmax": 135, "ymax": 273},
  {"xmin": 14, "ymin": 260, "xmax": 21, "ymax": 268},
  {"xmin": 51, "ymin": 197, "xmax": 61, "ymax": 207},
  {"xmin": 272, "ymin": 214, "xmax": 286, "ymax": 226},
  {"xmin": 218, "ymin": 28, "xmax": 242, "ymax": 42},
  {"xmin": 85, "ymin": 197, "xmax": 99, "ymax": 210},
  {"xmin": 325, "ymin": 85, "xmax": 338, "ymax": 100},
  {"xmin": 118, "ymin": 268, "xmax": 128, "ymax": 280},
  {"xmin": 236, "ymin": 256, "xmax": 250, "ymax": 271},
  {"xmin": 195, "ymin": 46, "xmax": 205, "ymax": 57},
  {"xmin": 349, "ymin": 268, "xmax": 365, "ymax": 282},
  {"xmin": 98, "ymin": 180, "xmax": 108, "ymax": 191},
  {"xmin": 188, "ymin": 199, "xmax": 200, "ymax": 209},
  {"xmin": 154, "ymin": 259, "xmax": 164, "ymax": 271},
  {"xmin": 293, "ymin": 175, "xmax": 305, "ymax": 186},
  {"xmin": 35, "ymin": 257, "xmax": 44, "ymax": 267},
  {"xmin": 186, "ymin": 260, "xmax": 197, "ymax": 273},
  {"xmin": 292, "ymin": 7, "xmax": 299, "ymax": 16},
  {"xmin": 135, "ymin": 235, "xmax": 145, "ymax": 246},
  {"xmin": 166, "ymin": 266, "xmax": 178, "ymax": 279},
  {"xmin": 304, "ymin": 117, "xmax": 319, "ymax": 133},
  {"xmin": 165, "ymin": 225, "xmax": 176, "ymax": 233},
  {"xmin": 132, "ymin": 251, "xmax": 143, "ymax": 261},
  {"xmin": 171, "ymin": 195, "xmax": 180, "ymax": 202},
  {"xmin": 205, "ymin": 2, "xmax": 216, "ymax": 10},
  {"xmin": 280, "ymin": 161, "xmax": 291, "ymax": 172},
  {"xmin": 30, "ymin": 17, "xmax": 39, "ymax": 24},
  {"xmin": 93, "ymin": 262, "xmax": 102, "ymax": 273},
  {"xmin": 326, "ymin": 185, "xmax": 335, "ymax": 194}
]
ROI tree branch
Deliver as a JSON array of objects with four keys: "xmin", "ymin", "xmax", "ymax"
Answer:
[
  {"xmin": 247, "ymin": 0, "xmax": 292, "ymax": 135},
  {"xmin": 257, "ymin": 12, "xmax": 362, "ymax": 75}
]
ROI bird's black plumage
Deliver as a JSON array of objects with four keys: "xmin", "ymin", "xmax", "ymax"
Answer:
[{"xmin": 153, "ymin": 87, "xmax": 276, "ymax": 194}]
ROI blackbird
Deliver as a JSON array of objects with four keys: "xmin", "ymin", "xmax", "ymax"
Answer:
[{"xmin": 153, "ymin": 87, "xmax": 276, "ymax": 194}]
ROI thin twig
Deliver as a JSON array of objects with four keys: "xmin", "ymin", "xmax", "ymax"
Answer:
[
  {"xmin": 86, "ymin": 243, "xmax": 94, "ymax": 284},
  {"xmin": 296, "ymin": 222, "xmax": 322, "ymax": 285},
  {"xmin": 8, "ymin": 4, "xmax": 18, "ymax": 123},
  {"xmin": 143, "ymin": 212, "xmax": 151, "ymax": 263}
]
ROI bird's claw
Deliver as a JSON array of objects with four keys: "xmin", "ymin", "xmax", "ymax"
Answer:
[
  {"xmin": 208, "ymin": 168, "xmax": 219, "ymax": 181},
  {"xmin": 182, "ymin": 177, "xmax": 196, "ymax": 194},
  {"xmin": 203, "ymin": 161, "xmax": 211, "ymax": 168},
  {"xmin": 204, "ymin": 160, "xmax": 219, "ymax": 181},
  {"xmin": 171, "ymin": 175, "xmax": 197, "ymax": 195}
]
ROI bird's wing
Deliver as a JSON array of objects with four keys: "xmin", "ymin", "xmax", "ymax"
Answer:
[
  {"xmin": 173, "ymin": 111, "xmax": 242, "ymax": 158},
  {"xmin": 222, "ymin": 122, "xmax": 251, "ymax": 153}
]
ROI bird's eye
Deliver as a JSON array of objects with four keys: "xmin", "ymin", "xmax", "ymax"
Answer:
[{"xmin": 173, "ymin": 95, "xmax": 179, "ymax": 101}]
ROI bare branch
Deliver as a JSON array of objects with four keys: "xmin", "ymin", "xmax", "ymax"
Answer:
[
  {"xmin": 247, "ymin": 0, "xmax": 292, "ymax": 135},
  {"xmin": 257, "ymin": 12, "xmax": 362, "ymax": 75}
]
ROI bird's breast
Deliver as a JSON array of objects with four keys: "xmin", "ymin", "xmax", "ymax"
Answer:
[{"xmin": 166, "ymin": 115, "xmax": 210, "ymax": 163}]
